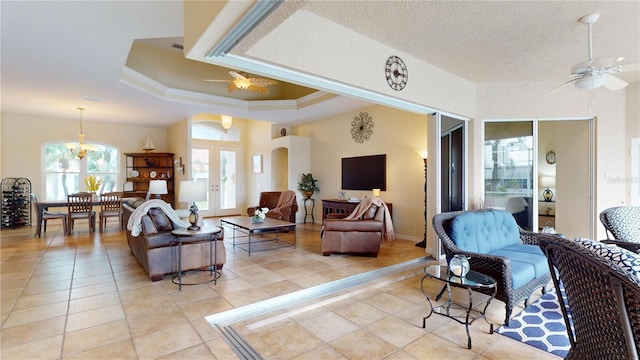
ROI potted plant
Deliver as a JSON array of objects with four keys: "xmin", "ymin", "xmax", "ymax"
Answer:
[{"xmin": 298, "ymin": 173, "xmax": 319, "ymax": 199}]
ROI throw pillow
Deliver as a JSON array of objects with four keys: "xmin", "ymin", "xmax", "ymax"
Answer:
[
  {"xmin": 606, "ymin": 207, "xmax": 640, "ymax": 242},
  {"xmin": 148, "ymin": 208, "xmax": 173, "ymax": 231},
  {"xmin": 570, "ymin": 237, "xmax": 640, "ymax": 281}
]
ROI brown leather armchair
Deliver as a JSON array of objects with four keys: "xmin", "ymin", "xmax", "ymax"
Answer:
[
  {"xmin": 321, "ymin": 203, "xmax": 386, "ymax": 257},
  {"xmin": 247, "ymin": 191, "xmax": 298, "ymax": 223}
]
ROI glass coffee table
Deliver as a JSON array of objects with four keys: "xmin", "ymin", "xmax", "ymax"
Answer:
[
  {"xmin": 220, "ymin": 216, "xmax": 296, "ymax": 256},
  {"xmin": 421, "ymin": 265, "xmax": 497, "ymax": 349}
]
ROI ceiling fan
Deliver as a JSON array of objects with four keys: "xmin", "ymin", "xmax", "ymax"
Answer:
[
  {"xmin": 204, "ymin": 71, "xmax": 278, "ymax": 94},
  {"xmin": 548, "ymin": 13, "xmax": 639, "ymax": 93}
]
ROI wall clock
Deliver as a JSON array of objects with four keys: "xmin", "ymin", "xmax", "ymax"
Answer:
[
  {"xmin": 385, "ymin": 55, "xmax": 408, "ymax": 91},
  {"xmin": 546, "ymin": 151, "xmax": 556, "ymax": 164},
  {"xmin": 351, "ymin": 112, "xmax": 374, "ymax": 143}
]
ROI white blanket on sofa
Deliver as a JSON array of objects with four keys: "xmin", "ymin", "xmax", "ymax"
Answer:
[{"xmin": 127, "ymin": 199, "xmax": 190, "ymax": 237}]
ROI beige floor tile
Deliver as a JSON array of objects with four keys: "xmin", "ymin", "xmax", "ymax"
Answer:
[
  {"xmin": 12, "ymin": 289, "xmax": 70, "ymax": 310},
  {"xmin": 300, "ymin": 311, "xmax": 360, "ymax": 342},
  {"xmin": 256, "ymin": 322, "xmax": 325, "ymax": 359},
  {"xmin": 62, "ymin": 319, "xmax": 131, "ymax": 356},
  {"xmin": 205, "ymin": 337, "xmax": 238, "ymax": 360},
  {"xmin": 2, "ymin": 300, "xmax": 69, "ymax": 328},
  {"xmin": 333, "ymin": 300, "xmax": 389, "ymax": 327},
  {"xmin": 0, "ymin": 334, "xmax": 63, "ymax": 360},
  {"xmin": 62, "ymin": 339, "xmax": 138, "ymax": 360},
  {"xmin": 65, "ymin": 304, "xmax": 125, "ymax": 332},
  {"xmin": 0, "ymin": 224, "xmax": 562, "ymax": 360},
  {"xmin": 156, "ymin": 343, "xmax": 216, "ymax": 359},
  {"xmin": 329, "ymin": 328, "xmax": 398, "ymax": 360},
  {"xmin": 365, "ymin": 316, "xmax": 426, "ymax": 348},
  {"xmin": 68, "ymin": 290, "xmax": 120, "ymax": 314},
  {"xmin": 0, "ymin": 315, "xmax": 66, "ymax": 348},
  {"xmin": 126, "ymin": 307, "xmax": 189, "ymax": 337},
  {"xmin": 133, "ymin": 323, "xmax": 202, "ymax": 359}
]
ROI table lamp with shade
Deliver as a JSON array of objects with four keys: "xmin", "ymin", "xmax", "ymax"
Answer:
[
  {"xmin": 540, "ymin": 176, "xmax": 555, "ymax": 202},
  {"xmin": 148, "ymin": 180, "xmax": 168, "ymax": 200},
  {"xmin": 179, "ymin": 180, "xmax": 207, "ymax": 231}
]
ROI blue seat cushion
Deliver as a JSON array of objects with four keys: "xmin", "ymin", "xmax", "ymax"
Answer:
[
  {"xmin": 490, "ymin": 244, "xmax": 549, "ymax": 289},
  {"xmin": 449, "ymin": 209, "xmax": 521, "ymax": 253}
]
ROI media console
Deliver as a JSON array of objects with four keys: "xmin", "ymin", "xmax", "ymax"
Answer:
[{"xmin": 322, "ymin": 199, "xmax": 392, "ymax": 220}]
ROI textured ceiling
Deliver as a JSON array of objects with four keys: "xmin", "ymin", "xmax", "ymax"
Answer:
[
  {"xmin": 238, "ymin": 1, "xmax": 640, "ymax": 85},
  {"xmin": 1, "ymin": 1, "xmax": 638, "ymax": 127}
]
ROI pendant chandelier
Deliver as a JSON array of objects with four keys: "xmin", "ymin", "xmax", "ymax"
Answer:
[{"xmin": 67, "ymin": 107, "xmax": 90, "ymax": 159}]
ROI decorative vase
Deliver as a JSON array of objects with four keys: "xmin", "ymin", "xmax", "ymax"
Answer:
[
  {"xmin": 304, "ymin": 191, "xmax": 313, "ymax": 199},
  {"xmin": 252, "ymin": 216, "xmax": 264, "ymax": 223},
  {"xmin": 449, "ymin": 254, "xmax": 470, "ymax": 277}
]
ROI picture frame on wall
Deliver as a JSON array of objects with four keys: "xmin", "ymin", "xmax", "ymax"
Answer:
[{"xmin": 252, "ymin": 155, "xmax": 262, "ymax": 173}]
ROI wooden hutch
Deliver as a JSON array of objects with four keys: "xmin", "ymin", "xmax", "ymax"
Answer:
[{"xmin": 123, "ymin": 152, "xmax": 175, "ymax": 206}]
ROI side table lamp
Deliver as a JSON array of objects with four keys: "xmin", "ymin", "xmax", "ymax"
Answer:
[
  {"xmin": 148, "ymin": 180, "xmax": 168, "ymax": 200},
  {"xmin": 179, "ymin": 180, "xmax": 207, "ymax": 231}
]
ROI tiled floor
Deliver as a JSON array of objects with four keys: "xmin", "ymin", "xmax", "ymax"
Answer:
[{"xmin": 0, "ymin": 219, "xmax": 560, "ymax": 359}]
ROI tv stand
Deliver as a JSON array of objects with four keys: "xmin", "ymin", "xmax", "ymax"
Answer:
[{"xmin": 322, "ymin": 199, "xmax": 392, "ymax": 220}]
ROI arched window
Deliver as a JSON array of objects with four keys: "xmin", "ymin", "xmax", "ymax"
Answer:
[
  {"xmin": 192, "ymin": 121, "xmax": 240, "ymax": 141},
  {"xmin": 43, "ymin": 142, "xmax": 118, "ymax": 200}
]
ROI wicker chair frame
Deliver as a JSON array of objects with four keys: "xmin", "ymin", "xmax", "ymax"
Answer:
[
  {"xmin": 432, "ymin": 210, "xmax": 552, "ymax": 325},
  {"xmin": 599, "ymin": 206, "xmax": 640, "ymax": 253},
  {"xmin": 539, "ymin": 235, "xmax": 640, "ymax": 359}
]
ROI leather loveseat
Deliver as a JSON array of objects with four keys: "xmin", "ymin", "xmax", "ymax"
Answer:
[
  {"xmin": 123, "ymin": 198, "xmax": 226, "ymax": 281},
  {"xmin": 321, "ymin": 202, "xmax": 387, "ymax": 257},
  {"xmin": 247, "ymin": 191, "xmax": 298, "ymax": 223}
]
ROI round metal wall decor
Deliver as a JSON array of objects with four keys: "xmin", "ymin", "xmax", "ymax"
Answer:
[{"xmin": 351, "ymin": 112, "xmax": 374, "ymax": 143}]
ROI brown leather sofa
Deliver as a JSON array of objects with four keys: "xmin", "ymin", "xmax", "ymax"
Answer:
[
  {"xmin": 247, "ymin": 191, "xmax": 298, "ymax": 223},
  {"xmin": 321, "ymin": 203, "xmax": 386, "ymax": 257},
  {"xmin": 123, "ymin": 198, "xmax": 225, "ymax": 281}
]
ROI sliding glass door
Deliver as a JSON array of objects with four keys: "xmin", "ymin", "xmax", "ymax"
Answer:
[{"xmin": 484, "ymin": 121, "xmax": 534, "ymax": 231}]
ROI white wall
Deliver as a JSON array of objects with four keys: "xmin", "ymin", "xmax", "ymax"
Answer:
[{"xmin": 1, "ymin": 113, "xmax": 169, "ymax": 198}]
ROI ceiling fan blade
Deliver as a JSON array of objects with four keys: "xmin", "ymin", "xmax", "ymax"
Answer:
[
  {"xmin": 542, "ymin": 77, "xmax": 579, "ymax": 97},
  {"xmin": 247, "ymin": 84, "xmax": 270, "ymax": 94},
  {"xmin": 226, "ymin": 83, "xmax": 238, "ymax": 94},
  {"xmin": 249, "ymin": 78, "xmax": 278, "ymax": 87},
  {"xmin": 602, "ymin": 74, "xmax": 629, "ymax": 91},
  {"xmin": 229, "ymin": 71, "xmax": 247, "ymax": 80}
]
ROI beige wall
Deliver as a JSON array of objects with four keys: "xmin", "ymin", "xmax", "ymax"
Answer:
[
  {"xmin": 1, "ymin": 112, "xmax": 169, "ymax": 198},
  {"xmin": 292, "ymin": 104, "xmax": 429, "ymax": 241}
]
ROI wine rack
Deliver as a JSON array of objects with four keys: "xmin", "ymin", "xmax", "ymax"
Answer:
[{"xmin": 1, "ymin": 177, "xmax": 31, "ymax": 229}]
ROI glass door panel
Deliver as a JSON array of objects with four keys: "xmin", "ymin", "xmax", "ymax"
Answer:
[
  {"xmin": 484, "ymin": 121, "xmax": 534, "ymax": 231},
  {"xmin": 192, "ymin": 143, "xmax": 240, "ymax": 217}
]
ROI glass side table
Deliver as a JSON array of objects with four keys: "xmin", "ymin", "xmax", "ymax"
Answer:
[{"xmin": 420, "ymin": 265, "xmax": 497, "ymax": 349}]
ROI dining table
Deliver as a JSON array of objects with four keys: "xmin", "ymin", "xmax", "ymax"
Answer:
[{"xmin": 34, "ymin": 198, "xmax": 101, "ymax": 237}]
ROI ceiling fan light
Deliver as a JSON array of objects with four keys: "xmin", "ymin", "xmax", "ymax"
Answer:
[
  {"xmin": 574, "ymin": 74, "xmax": 606, "ymax": 90},
  {"xmin": 234, "ymin": 78, "xmax": 251, "ymax": 89},
  {"xmin": 221, "ymin": 115, "xmax": 232, "ymax": 129}
]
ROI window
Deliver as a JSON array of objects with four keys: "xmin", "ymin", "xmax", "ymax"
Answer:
[{"xmin": 44, "ymin": 142, "xmax": 118, "ymax": 200}]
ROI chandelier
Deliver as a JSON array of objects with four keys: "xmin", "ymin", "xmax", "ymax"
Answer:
[{"xmin": 66, "ymin": 107, "xmax": 91, "ymax": 159}]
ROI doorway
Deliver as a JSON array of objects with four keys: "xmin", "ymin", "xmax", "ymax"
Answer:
[
  {"xmin": 441, "ymin": 116, "xmax": 465, "ymax": 212},
  {"xmin": 191, "ymin": 140, "xmax": 242, "ymax": 217},
  {"xmin": 483, "ymin": 118, "xmax": 593, "ymax": 237}
]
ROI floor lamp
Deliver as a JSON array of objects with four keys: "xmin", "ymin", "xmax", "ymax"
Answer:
[{"xmin": 415, "ymin": 149, "xmax": 428, "ymax": 248}]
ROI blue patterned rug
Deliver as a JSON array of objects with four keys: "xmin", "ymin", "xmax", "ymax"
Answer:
[{"xmin": 496, "ymin": 286, "xmax": 571, "ymax": 358}]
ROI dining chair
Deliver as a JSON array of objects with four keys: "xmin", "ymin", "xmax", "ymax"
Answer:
[
  {"xmin": 31, "ymin": 193, "xmax": 68, "ymax": 237},
  {"xmin": 67, "ymin": 192, "xmax": 96, "ymax": 234},
  {"xmin": 99, "ymin": 192, "xmax": 123, "ymax": 231}
]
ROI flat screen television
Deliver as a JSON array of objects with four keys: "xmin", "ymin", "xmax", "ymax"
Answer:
[{"xmin": 341, "ymin": 154, "xmax": 386, "ymax": 191}]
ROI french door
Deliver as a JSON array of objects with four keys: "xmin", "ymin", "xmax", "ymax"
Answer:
[{"xmin": 191, "ymin": 141, "xmax": 241, "ymax": 217}]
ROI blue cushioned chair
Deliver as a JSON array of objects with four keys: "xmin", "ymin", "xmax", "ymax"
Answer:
[{"xmin": 433, "ymin": 209, "xmax": 554, "ymax": 325}]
